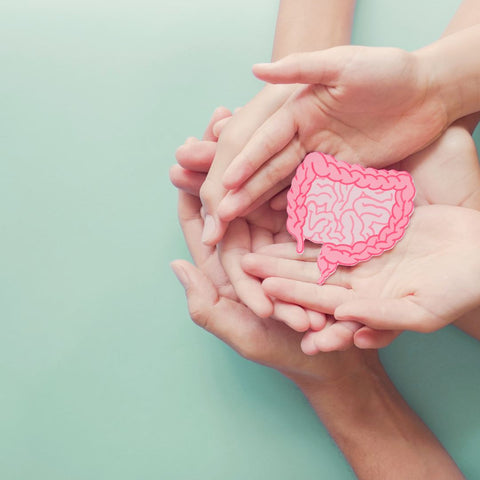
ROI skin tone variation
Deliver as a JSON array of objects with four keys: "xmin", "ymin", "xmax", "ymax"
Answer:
[{"xmin": 171, "ymin": 0, "xmax": 480, "ymax": 477}]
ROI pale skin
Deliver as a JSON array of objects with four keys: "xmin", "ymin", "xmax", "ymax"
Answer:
[
  {"xmin": 199, "ymin": 0, "xmax": 356, "ymax": 245},
  {"xmin": 243, "ymin": 203, "xmax": 480, "ymax": 349},
  {"xmin": 170, "ymin": 187, "xmax": 465, "ymax": 480},
  {"xmin": 186, "ymin": 0, "xmax": 480, "ymax": 350},
  {"xmin": 174, "ymin": 106, "xmax": 480, "ymax": 351},
  {"xmin": 169, "ymin": 3, "xmax": 479, "ymax": 476},
  {"xmin": 172, "ymin": 109, "xmax": 329, "ymax": 329},
  {"xmin": 199, "ymin": 25, "xmax": 480, "ymax": 241}
]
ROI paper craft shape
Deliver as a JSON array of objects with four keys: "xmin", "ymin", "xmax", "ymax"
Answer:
[{"xmin": 287, "ymin": 152, "xmax": 415, "ymax": 284}]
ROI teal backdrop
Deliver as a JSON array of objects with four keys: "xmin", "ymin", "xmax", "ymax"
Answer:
[{"xmin": 1, "ymin": 0, "xmax": 480, "ymax": 478}]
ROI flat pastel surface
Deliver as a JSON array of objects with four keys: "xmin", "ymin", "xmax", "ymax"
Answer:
[{"xmin": 2, "ymin": 1, "xmax": 480, "ymax": 479}]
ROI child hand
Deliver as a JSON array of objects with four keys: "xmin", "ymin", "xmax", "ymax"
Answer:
[
  {"xmin": 243, "ymin": 205, "xmax": 480, "ymax": 348},
  {"xmin": 198, "ymin": 83, "xmax": 299, "ymax": 245}
]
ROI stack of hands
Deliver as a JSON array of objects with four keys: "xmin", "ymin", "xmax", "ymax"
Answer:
[{"xmin": 169, "ymin": 4, "xmax": 480, "ymax": 478}]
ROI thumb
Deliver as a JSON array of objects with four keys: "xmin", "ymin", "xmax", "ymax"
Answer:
[
  {"xmin": 353, "ymin": 326, "xmax": 401, "ymax": 349},
  {"xmin": 334, "ymin": 298, "xmax": 436, "ymax": 334},
  {"xmin": 171, "ymin": 260, "xmax": 219, "ymax": 330},
  {"xmin": 252, "ymin": 48, "xmax": 344, "ymax": 85}
]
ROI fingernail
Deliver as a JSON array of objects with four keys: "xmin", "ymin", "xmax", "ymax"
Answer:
[
  {"xmin": 217, "ymin": 193, "xmax": 237, "ymax": 221},
  {"xmin": 171, "ymin": 262, "xmax": 190, "ymax": 289},
  {"xmin": 202, "ymin": 215, "xmax": 216, "ymax": 243}
]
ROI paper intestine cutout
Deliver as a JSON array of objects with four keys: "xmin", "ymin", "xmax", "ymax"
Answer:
[{"xmin": 286, "ymin": 152, "xmax": 415, "ymax": 284}]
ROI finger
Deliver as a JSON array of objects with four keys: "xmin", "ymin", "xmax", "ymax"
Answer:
[
  {"xmin": 270, "ymin": 189, "xmax": 288, "ymax": 211},
  {"xmin": 250, "ymin": 224, "xmax": 274, "ymax": 252},
  {"xmin": 353, "ymin": 327, "xmax": 401, "ymax": 349},
  {"xmin": 175, "ymin": 141, "xmax": 217, "ymax": 172},
  {"xmin": 237, "ymin": 175, "xmax": 294, "ymax": 223},
  {"xmin": 169, "ymin": 165, "xmax": 206, "ymax": 196},
  {"xmin": 171, "ymin": 260, "xmax": 260, "ymax": 350},
  {"xmin": 242, "ymin": 253, "xmax": 319, "ymax": 283},
  {"xmin": 306, "ymin": 309, "xmax": 328, "ymax": 331},
  {"xmin": 219, "ymin": 148, "xmax": 300, "ymax": 222},
  {"xmin": 177, "ymin": 191, "xmax": 213, "ymax": 265},
  {"xmin": 334, "ymin": 298, "xmax": 437, "ymax": 333},
  {"xmin": 300, "ymin": 320, "xmax": 360, "ymax": 354},
  {"xmin": 219, "ymin": 219, "xmax": 274, "ymax": 318},
  {"xmin": 203, "ymin": 106, "xmax": 232, "ymax": 141},
  {"xmin": 252, "ymin": 49, "xmax": 346, "ymax": 85},
  {"xmin": 256, "ymin": 242, "xmax": 321, "ymax": 261},
  {"xmin": 200, "ymin": 89, "xmax": 294, "ymax": 244},
  {"xmin": 212, "ymin": 116, "xmax": 231, "ymax": 137},
  {"xmin": 271, "ymin": 300, "xmax": 311, "ymax": 332},
  {"xmin": 222, "ymin": 106, "xmax": 298, "ymax": 190},
  {"xmin": 262, "ymin": 277, "xmax": 353, "ymax": 314}
]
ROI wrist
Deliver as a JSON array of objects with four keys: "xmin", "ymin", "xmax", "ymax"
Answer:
[{"xmin": 414, "ymin": 26, "xmax": 480, "ymax": 126}]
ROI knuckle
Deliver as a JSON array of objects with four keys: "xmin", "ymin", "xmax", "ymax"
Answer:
[{"xmin": 188, "ymin": 302, "xmax": 210, "ymax": 330}]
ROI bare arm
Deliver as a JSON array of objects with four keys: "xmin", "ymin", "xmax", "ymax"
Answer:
[
  {"xmin": 294, "ymin": 369, "xmax": 465, "ymax": 480},
  {"xmin": 272, "ymin": 0, "xmax": 355, "ymax": 60}
]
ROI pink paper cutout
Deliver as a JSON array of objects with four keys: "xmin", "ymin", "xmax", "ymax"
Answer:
[{"xmin": 286, "ymin": 152, "xmax": 415, "ymax": 284}]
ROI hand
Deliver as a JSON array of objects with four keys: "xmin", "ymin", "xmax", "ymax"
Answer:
[
  {"xmin": 171, "ymin": 190, "xmax": 379, "ymax": 384},
  {"xmin": 215, "ymin": 46, "xmax": 449, "ymax": 225},
  {"xmin": 199, "ymin": 83, "xmax": 300, "ymax": 245},
  {"xmin": 243, "ymin": 205, "xmax": 480, "ymax": 345},
  {"xmin": 172, "ymin": 108, "xmax": 296, "ymax": 318}
]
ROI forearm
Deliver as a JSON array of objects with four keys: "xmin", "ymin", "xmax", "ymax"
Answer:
[
  {"xmin": 417, "ymin": 24, "xmax": 480, "ymax": 125},
  {"xmin": 454, "ymin": 306, "xmax": 480, "ymax": 340},
  {"xmin": 272, "ymin": 0, "xmax": 356, "ymax": 60},
  {"xmin": 292, "ymin": 364, "xmax": 464, "ymax": 479},
  {"xmin": 443, "ymin": 0, "xmax": 480, "ymax": 36},
  {"xmin": 442, "ymin": 0, "xmax": 480, "ymax": 131}
]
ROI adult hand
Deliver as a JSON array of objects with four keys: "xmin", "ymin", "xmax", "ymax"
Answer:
[
  {"xmin": 215, "ymin": 46, "xmax": 449, "ymax": 225},
  {"xmin": 172, "ymin": 108, "xmax": 294, "ymax": 318},
  {"xmin": 171, "ymin": 189, "xmax": 377, "ymax": 383}
]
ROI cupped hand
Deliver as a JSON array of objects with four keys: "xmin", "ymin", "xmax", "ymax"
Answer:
[
  {"xmin": 171, "ymin": 189, "xmax": 379, "ymax": 384},
  {"xmin": 243, "ymin": 204, "xmax": 480, "ymax": 343},
  {"xmin": 216, "ymin": 46, "xmax": 450, "ymax": 224},
  {"xmin": 171, "ymin": 108, "xmax": 325, "ymax": 323}
]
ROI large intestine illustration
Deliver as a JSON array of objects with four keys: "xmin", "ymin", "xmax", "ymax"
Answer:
[{"xmin": 286, "ymin": 152, "xmax": 416, "ymax": 284}]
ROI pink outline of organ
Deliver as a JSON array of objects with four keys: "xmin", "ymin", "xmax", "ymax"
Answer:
[{"xmin": 286, "ymin": 152, "xmax": 416, "ymax": 284}]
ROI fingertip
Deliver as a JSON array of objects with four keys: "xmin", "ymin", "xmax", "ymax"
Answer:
[
  {"xmin": 252, "ymin": 62, "xmax": 271, "ymax": 77},
  {"xmin": 240, "ymin": 252, "xmax": 256, "ymax": 272},
  {"xmin": 170, "ymin": 260, "xmax": 192, "ymax": 289},
  {"xmin": 353, "ymin": 333, "xmax": 373, "ymax": 349},
  {"xmin": 201, "ymin": 215, "xmax": 227, "ymax": 246},
  {"xmin": 169, "ymin": 164, "xmax": 181, "ymax": 183},
  {"xmin": 217, "ymin": 195, "xmax": 241, "ymax": 222},
  {"xmin": 300, "ymin": 331, "xmax": 320, "ymax": 356},
  {"xmin": 306, "ymin": 310, "xmax": 327, "ymax": 331},
  {"xmin": 261, "ymin": 277, "xmax": 278, "ymax": 294},
  {"xmin": 334, "ymin": 305, "xmax": 357, "ymax": 322},
  {"xmin": 222, "ymin": 168, "xmax": 242, "ymax": 191},
  {"xmin": 254, "ymin": 301, "xmax": 274, "ymax": 319}
]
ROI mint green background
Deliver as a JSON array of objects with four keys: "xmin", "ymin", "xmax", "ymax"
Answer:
[{"xmin": 1, "ymin": 0, "xmax": 480, "ymax": 478}]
